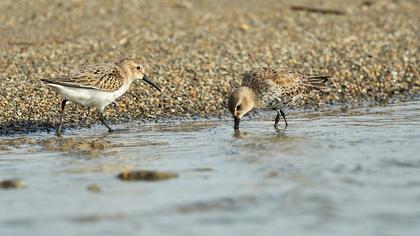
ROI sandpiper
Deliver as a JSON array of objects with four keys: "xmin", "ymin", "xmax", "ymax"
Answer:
[
  {"xmin": 41, "ymin": 58, "xmax": 161, "ymax": 136},
  {"xmin": 228, "ymin": 67, "xmax": 330, "ymax": 130}
]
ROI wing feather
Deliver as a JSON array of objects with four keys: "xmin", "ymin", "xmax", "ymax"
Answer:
[
  {"xmin": 241, "ymin": 67, "xmax": 330, "ymax": 108},
  {"xmin": 41, "ymin": 63, "xmax": 125, "ymax": 91},
  {"xmin": 242, "ymin": 67, "xmax": 311, "ymax": 97}
]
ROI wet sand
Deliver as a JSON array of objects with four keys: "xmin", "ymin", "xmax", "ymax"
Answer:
[{"xmin": 0, "ymin": 0, "xmax": 419, "ymax": 133}]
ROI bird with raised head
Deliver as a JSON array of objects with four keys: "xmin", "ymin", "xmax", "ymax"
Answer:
[{"xmin": 41, "ymin": 58, "xmax": 161, "ymax": 136}]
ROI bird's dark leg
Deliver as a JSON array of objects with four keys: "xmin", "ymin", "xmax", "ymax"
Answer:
[
  {"xmin": 98, "ymin": 110, "xmax": 113, "ymax": 133},
  {"xmin": 274, "ymin": 110, "xmax": 281, "ymax": 128},
  {"xmin": 56, "ymin": 100, "xmax": 68, "ymax": 136},
  {"xmin": 274, "ymin": 109, "xmax": 288, "ymax": 129},
  {"xmin": 280, "ymin": 109, "xmax": 288, "ymax": 128}
]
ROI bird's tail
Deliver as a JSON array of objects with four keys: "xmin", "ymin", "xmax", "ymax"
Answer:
[{"xmin": 306, "ymin": 75, "xmax": 331, "ymax": 90}]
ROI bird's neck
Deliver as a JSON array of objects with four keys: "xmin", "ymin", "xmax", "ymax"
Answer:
[{"xmin": 117, "ymin": 65, "xmax": 136, "ymax": 83}]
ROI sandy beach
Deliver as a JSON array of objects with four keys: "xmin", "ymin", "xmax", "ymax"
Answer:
[{"xmin": 0, "ymin": 0, "xmax": 418, "ymax": 133}]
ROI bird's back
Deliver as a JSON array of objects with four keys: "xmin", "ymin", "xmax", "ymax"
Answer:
[
  {"xmin": 242, "ymin": 67, "xmax": 305, "ymax": 92},
  {"xmin": 241, "ymin": 67, "xmax": 330, "ymax": 109},
  {"xmin": 41, "ymin": 63, "xmax": 125, "ymax": 92}
]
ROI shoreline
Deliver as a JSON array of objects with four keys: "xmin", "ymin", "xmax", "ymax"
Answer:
[{"xmin": 1, "ymin": 95, "xmax": 418, "ymax": 136}]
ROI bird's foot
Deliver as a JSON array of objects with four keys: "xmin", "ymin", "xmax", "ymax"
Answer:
[{"xmin": 274, "ymin": 124, "xmax": 287, "ymax": 131}]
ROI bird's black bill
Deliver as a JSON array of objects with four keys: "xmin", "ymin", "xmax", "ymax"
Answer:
[
  {"xmin": 234, "ymin": 117, "xmax": 240, "ymax": 130},
  {"xmin": 143, "ymin": 76, "xmax": 161, "ymax": 92}
]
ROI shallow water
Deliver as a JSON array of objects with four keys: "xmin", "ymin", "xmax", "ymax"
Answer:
[{"xmin": 1, "ymin": 101, "xmax": 419, "ymax": 236}]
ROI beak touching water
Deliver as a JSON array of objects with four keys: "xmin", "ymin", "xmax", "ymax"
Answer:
[
  {"xmin": 143, "ymin": 75, "xmax": 161, "ymax": 92},
  {"xmin": 234, "ymin": 117, "xmax": 240, "ymax": 130}
]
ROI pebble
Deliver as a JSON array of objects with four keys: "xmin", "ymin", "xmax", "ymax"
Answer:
[
  {"xmin": 87, "ymin": 184, "xmax": 102, "ymax": 193},
  {"xmin": 117, "ymin": 170, "xmax": 178, "ymax": 181},
  {"xmin": 0, "ymin": 179, "xmax": 26, "ymax": 189}
]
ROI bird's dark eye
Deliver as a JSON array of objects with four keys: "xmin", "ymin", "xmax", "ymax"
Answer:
[
  {"xmin": 236, "ymin": 105, "xmax": 241, "ymax": 110},
  {"xmin": 136, "ymin": 66, "xmax": 141, "ymax": 70}
]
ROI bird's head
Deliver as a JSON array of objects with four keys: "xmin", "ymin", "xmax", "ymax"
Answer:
[
  {"xmin": 117, "ymin": 58, "xmax": 161, "ymax": 92},
  {"xmin": 227, "ymin": 86, "xmax": 256, "ymax": 130}
]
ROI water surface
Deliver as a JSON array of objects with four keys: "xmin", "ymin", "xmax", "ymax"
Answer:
[{"xmin": 1, "ymin": 101, "xmax": 419, "ymax": 236}]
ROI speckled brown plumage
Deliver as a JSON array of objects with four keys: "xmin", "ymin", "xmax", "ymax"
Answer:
[
  {"xmin": 41, "ymin": 58, "xmax": 136, "ymax": 92},
  {"xmin": 242, "ymin": 67, "xmax": 330, "ymax": 110}
]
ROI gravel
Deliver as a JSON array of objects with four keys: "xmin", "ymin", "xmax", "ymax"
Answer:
[{"xmin": 0, "ymin": 0, "xmax": 418, "ymax": 134}]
